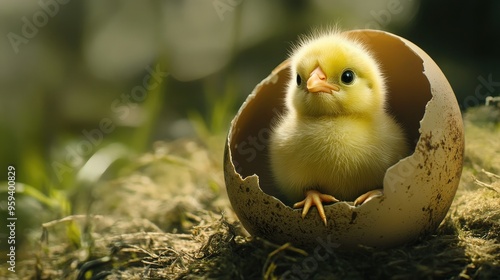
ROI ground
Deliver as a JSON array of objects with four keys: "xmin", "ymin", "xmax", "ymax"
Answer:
[{"xmin": 4, "ymin": 106, "xmax": 500, "ymax": 280}]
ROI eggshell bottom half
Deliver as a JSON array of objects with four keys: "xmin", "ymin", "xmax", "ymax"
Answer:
[{"xmin": 224, "ymin": 30, "xmax": 464, "ymax": 249}]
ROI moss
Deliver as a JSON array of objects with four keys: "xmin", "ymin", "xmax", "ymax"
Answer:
[{"xmin": 4, "ymin": 106, "xmax": 500, "ymax": 280}]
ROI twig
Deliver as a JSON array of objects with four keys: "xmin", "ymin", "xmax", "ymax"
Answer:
[
  {"xmin": 473, "ymin": 177, "xmax": 500, "ymax": 193},
  {"xmin": 481, "ymin": 169, "xmax": 500, "ymax": 179},
  {"xmin": 485, "ymin": 96, "xmax": 500, "ymax": 107}
]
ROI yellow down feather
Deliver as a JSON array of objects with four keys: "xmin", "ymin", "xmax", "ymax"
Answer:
[{"xmin": 270, "ymin": 30, "xmax": 410, "ymax": 203}]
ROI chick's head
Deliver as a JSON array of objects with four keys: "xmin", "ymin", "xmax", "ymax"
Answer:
[{"xmin": 288, "ymin": 32, "xmax": 386, "ymax": 118}]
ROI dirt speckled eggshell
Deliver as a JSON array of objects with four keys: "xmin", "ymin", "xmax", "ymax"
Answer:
[{"xmin": 224, "ymin": 29, "xmax": 464, "ymax": 249}]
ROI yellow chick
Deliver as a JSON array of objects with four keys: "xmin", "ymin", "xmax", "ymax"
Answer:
[{"xmin": 269, "ymin": 30, "xmax": 410, "ymax": 225}]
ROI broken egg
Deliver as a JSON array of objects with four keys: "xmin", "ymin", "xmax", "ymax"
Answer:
[{"xmin": 224, "ymin": 29, "xmax": 464, "ymax": 248}]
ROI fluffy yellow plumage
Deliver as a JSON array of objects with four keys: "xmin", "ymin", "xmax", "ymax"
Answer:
[{"xmin": 269, "ymin": 30, "xmax": 410, "ymax": 225}]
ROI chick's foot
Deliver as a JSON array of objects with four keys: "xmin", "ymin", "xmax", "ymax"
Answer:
[
  {"xmin": 293, "ymin": 190, "xmax": 339, "ymax": 226},
  {"xmin": 354, "ymin": 189, "xmax": 383, "ymax": 206}
]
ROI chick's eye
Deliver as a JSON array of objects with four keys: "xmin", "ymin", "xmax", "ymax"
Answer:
[
  {"xmin": 296, "ymin": 74, "xmax": 302, "ymax": 86},
  {"xmin": 341, "ymin": 70, "xmax": 355, "ymax": 85}
]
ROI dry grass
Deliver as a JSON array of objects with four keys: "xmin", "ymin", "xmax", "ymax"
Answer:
[{"xmin": 5, "ymin": 106, "xmax": 500, "ymax": 280}]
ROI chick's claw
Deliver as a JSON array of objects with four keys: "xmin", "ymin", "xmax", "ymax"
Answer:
[
  {"xmin": 293, "ymin": 190, "xmax": 339, "ymax": 226},
  {"xmin": 354, "ymin": 189, "xmax": 383, "ymax": 206}
]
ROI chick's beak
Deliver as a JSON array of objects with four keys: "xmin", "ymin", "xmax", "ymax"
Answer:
[{"xmin": 307, "ymin": 66, "xmax": 340, "ymax": 94}]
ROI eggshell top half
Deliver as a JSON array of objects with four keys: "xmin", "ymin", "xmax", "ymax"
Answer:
[{"xmin": 224, "ymin": 29, "xmax": 464, "ymax": 249}]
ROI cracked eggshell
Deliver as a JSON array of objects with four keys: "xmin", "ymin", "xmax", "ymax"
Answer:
[{"xmin": 224, "ymin": 30, "xmax": 464, "ymax": 249}]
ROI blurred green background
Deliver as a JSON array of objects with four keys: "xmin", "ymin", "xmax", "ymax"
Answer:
[{"xmin": 1, "ymin": 0, "xmax": 499, "ymax": 256}]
